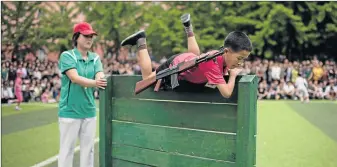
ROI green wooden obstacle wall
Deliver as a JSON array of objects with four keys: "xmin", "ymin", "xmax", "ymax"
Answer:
[{"xmin": 99, "ymin": 75, "xmax": 258, "ymax": 167}]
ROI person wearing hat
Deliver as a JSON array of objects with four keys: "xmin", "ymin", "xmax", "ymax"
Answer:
[{"xmin": 57, "ymin": 22, "xmax": 107, "ymax": 167}]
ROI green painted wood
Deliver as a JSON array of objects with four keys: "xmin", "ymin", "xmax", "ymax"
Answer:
[
  {"xmin": 99, "ymin": 75, "xmax": 258, "ymax": 167},
  {"xmin": 112, "ymin": 158, "xmax": 154, "ymax": 167},
  {"xmin": 112, "ymin": 144, "xmax": 236, "ymax": 167},
  {"xmin": 99, "ymin": 76, "xmax": 113, "ymax": 167},
  {"xmin": 110, "ymin": 75, "xmax": 243, "ymax": 104},
  {"xmin": 111, "ymin": 120, "xmax": 236, "ymax": 162},
  {"xmin": 111, "ymin": 98, "xmax": 237, "ymax": 133},
  {"xmin": 236, "ymin": 75, "xmax": 258, "ymax": 167}
]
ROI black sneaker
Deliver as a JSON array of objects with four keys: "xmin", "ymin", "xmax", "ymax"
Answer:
[
  {"xmin": 181, "ymin": 13, "xmax": 191, "ymax": 27},
  {"xmin": 120, "ymin": 30, "xmax": 146, "ymax": 46}
]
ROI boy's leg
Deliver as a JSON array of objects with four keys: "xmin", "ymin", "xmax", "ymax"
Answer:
[
  {"xmin": 181, "ymin": 14, "xmax": 200, "ymax": 56},
  {"xmin": 121, "ymin": 30, "xmax": 155, "ymax": 80}
]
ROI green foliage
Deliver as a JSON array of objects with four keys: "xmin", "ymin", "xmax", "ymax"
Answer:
[
  {"xmin": 2, "ymin": 2, "xmax": 337, "ymax": 60},
  {"xmin": 36, "ymin": 2, "xmax": 76, "ymax": 53},
  {"xmin": 1, "ymin": 2, "xmax": 41, "ymax": 58},
  {"xmin": 78, "ymin": 2, "xmax": 142, "ymax": 56}
]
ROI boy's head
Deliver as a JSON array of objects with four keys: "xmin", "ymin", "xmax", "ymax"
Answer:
[{"xmin": 223, "ymin": 31, "xmax": 252, "ymax": 69}]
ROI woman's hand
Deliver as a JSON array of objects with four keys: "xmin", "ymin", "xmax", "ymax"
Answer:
[{"xmin": 95, "ymin": 78, "xmax": 107, "ymax": 89}]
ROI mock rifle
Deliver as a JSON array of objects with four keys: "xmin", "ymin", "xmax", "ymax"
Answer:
[{"xmin": 134, "ymin": 46, "xmax": 225, "ymax": 95}]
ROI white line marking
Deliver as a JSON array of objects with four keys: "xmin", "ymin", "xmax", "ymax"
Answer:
[
  {"xmin": 113, "ymin": 120, "xmax": 237, "ymax": 136},
  {"xmin": 31, "ymin": 138, "xmax": 99, "ymax": 167},
  {"xmin": 129, "ymin": 98, "xmax": 238, "ymax": 105},
  {"xmin": 31, "ymin": 109, "xmax": 100, "ymax": 167}
]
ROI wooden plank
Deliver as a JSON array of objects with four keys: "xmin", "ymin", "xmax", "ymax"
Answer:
[
  {"xmin": 112, "ymin": 120, "xmax": 236, "ymax": 162},
  {"xmin": 236, "ymin": 75, "xmax": 258, "ymax": 167},
  {"xmin": 112, "ymin": 98, "xmax": 237, "ymax": 133},
  {"xmin": 112, "ymin": 158, "xmax": 154, "ymax": 167},
  {"xmin": 99, "ymin": 76, "xmax": 113, "ymax": 167},
  {"xmin": 112, "ymin": 144, "xmax": 236, "ymax": 167},
  {"xmin": 110, "ymin": 75, "xmax": 243, "ymax": 103}
]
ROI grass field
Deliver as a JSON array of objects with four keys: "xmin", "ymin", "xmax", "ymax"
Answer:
[{"xmin": 1, "ymin": 100, "xmax": 337, "ymax": 167}]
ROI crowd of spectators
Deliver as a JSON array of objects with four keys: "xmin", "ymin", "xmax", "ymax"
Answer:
[
  {"xmin": 242, "ymin": 57, "xmax": 337, "ymax": 101},
  {"xmin": 1, "ymin": 53, "xmax": 337, "ymax": 106}
]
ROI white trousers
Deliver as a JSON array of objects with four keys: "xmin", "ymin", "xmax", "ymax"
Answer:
[{"xmin": 58, "ymin": 117, "xmax": 96, "ymax": 167}]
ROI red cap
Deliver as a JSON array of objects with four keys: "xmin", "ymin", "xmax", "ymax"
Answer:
[{"xmin": 73, "ymin": 22, "xmax": 97, "ymax": 35}]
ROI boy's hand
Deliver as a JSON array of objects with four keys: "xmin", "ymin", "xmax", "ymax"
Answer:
[{"xmin": 229, "ymin": 68, "xmax": 243, "ymax": 77}]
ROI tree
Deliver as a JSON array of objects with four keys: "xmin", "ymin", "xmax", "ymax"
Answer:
[
  {"xmin": 36, "ymin": 2, "xmax": 78, "ymax": 53},
  {"xmin": 78, "ymin": 2, "xmax": 142, "ymax": 57},
  {"xmin": 1, "ymin": 1, "xmax": 41, "ymax": 58}
]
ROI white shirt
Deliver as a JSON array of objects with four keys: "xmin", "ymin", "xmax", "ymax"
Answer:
[
  {"xmin": 324, "ymin": 85, "xmax": 337, "ymax": 95},
  {"xmin": 295, "ymin": 77, "xmax": 308, "ymax": 89},
  {"xmin": 33, "ymin": 71, "xmax": 42, "ymax": 80},
  {"xmin": 2, "ymin": 87, "xmax": 14, "ymax": 98},
  {"xmin": 271, "ymin": 66, "xmax": 281, "ymax": 80},
  {"xmin": 283, "ymin": 84, "xmax": 295, "ymax": 93}
]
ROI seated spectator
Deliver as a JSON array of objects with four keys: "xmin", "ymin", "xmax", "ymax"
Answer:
[
  {"xmin": 41, "ymin": 89, "xmax": 56, "ymax": 103},
  {"xmin": 313, "ymin": 81, "xmax": 325, "ymax": 100},
  {"xmin": 258, "ymin": 80, "xmax": 268, "ymax": 100},
  {"xmin": 324, "ymin": 79, "xmax": 337, "ymax": 100},
  {"xmin": 277, "ymin": 79, "xmax": 286, "ymax": 99},
  {"xmin": 33, "ymin": 83, "xmax": 43, "ymax": 101},
  {"xmin": 1, "ymin": 82, "xmax": 15, "ymax": 104},
  {"xmin": 307, "ymin": 80, "xmax": 316, "ymax": 99},
  {"xmin": 283, "ymin": 81, "xmax": 296, "ymax": 100},
  {"xmin": 267, "ymin": 80, "xmax": 280, "ymax": 100}
]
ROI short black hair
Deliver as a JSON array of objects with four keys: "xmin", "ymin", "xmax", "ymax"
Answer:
[{"xmin": 224, "ymin": 31, "xmax": 252, "ymax": 52}]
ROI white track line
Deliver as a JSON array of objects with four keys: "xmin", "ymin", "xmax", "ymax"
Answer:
[{"xmin": 31, "ymin": 137, "xmax": 99, "ymax": 167}]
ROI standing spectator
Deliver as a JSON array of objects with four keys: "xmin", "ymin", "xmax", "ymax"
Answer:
[
  {"xmin": 303, "ymin": 63, "xmax": 312, "ymax": 80},
  {"xmin": 57, "ymin": 22, "xmax": 107, "ymax": 167},
  {"xmin": 8, "ymin": 65, "xmax": 17, "ymax": 82},
  {"xmin": 267, "ymin": 60, "xmax": 273, "ymax": 83},
  {"xmin": 1, "ymin": 63, "xmax": 8, "ymax": 81},
  {"xmin": 14, "ymin": 71, "xmax": 23, "ymax": 110},
  {"xmin": 284, "ymin": 62, "xmax": 293, "ymax": 82},
  {"xmin": 310, "ymin": 60, "xmax": 324, "ymax": 82},
  {"xmin": 291, "ymin": 62, "xmax": 299, "ymax": 83},
  {"xmin": 271, "ymin": 62, "xmax": 281, "ymax": 81}
]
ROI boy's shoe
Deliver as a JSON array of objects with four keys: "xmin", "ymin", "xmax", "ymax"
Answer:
[
  {"xmin": 181, "ymin": 13, "xmax": 191, "ymax": 27},
  {"xmin": 121, "ymin": 30, "xmax": 146, "ymax": 46}
]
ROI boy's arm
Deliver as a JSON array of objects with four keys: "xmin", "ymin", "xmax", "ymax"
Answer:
[{"xmin": 216, "ymin": 75, "xmax": 237, "ymax": 98}]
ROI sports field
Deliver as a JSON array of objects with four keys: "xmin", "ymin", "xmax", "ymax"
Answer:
[{"xmin": 1, "ymin": 100, "xmax": 337, "ymax": 167}]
